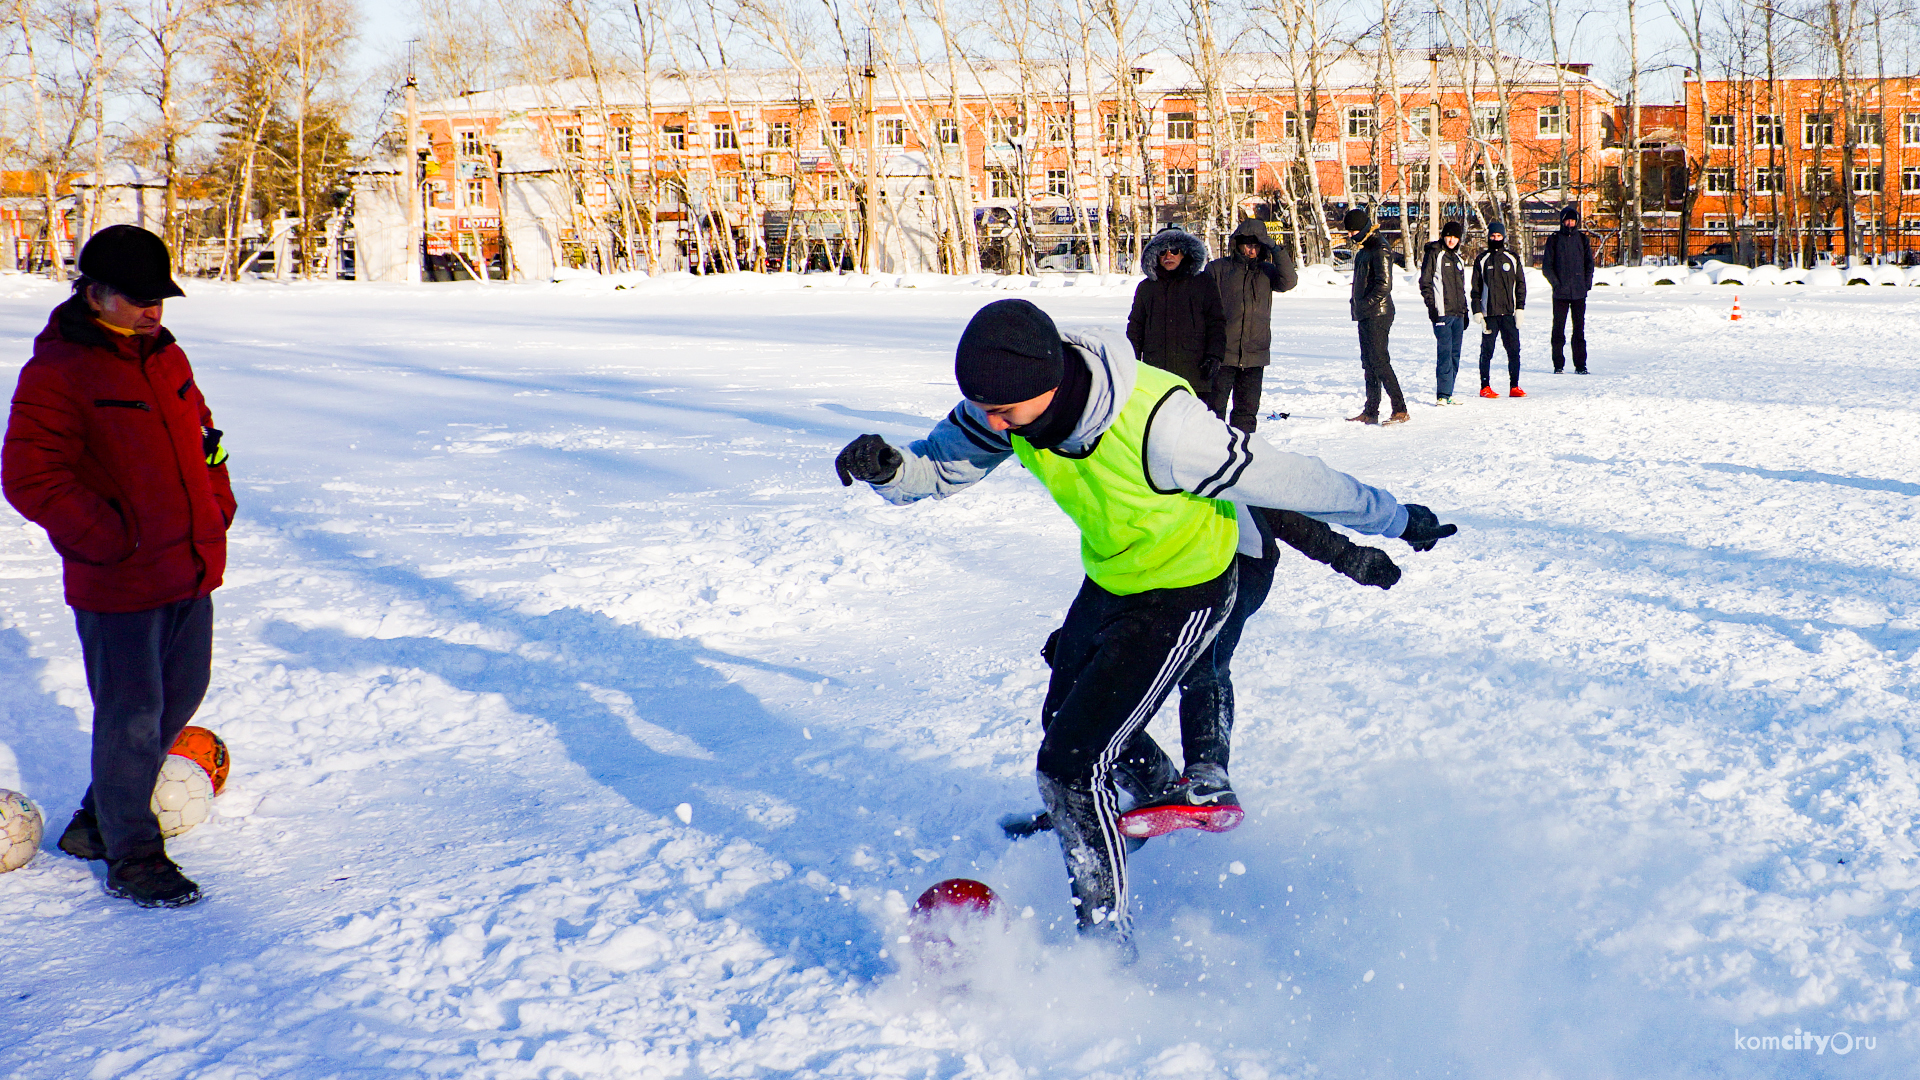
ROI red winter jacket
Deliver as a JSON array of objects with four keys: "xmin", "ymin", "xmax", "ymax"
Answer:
[{"xmin": 3, "ymin": 296, "xmax": 236, "ymax": 613}]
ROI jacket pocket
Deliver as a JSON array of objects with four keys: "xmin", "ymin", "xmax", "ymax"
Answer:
[
  {"xmin": 50, "ymin": 494, "xmax": 141, "ymax": 566},
  {"xmin": 94, "ymin": 399, "xmax": 151, "ymax": 411}
]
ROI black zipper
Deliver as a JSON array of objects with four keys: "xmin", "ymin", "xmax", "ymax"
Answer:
[{"xmin": 95, "ymin": 399, "xmax": 151, "ymax": 411}]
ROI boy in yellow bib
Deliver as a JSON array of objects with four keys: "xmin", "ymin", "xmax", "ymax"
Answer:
[{"xmin": 834, "ymin": 299, "xmax": 1454, "ymax": 955}]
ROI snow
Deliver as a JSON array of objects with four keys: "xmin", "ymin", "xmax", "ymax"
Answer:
[{"xmin": 1, "ymin": 269, "xmax": 1918, "ymax": 1077}]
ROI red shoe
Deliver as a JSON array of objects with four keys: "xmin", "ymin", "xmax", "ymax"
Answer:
[
  {"xmin": 1119, "ymin": 802, "xmax": 1246, "ymax": 839},
  {"xmin": 1509, "ymin": 387, "xmax": 1527, "ymax": 397},
  {"xmin": 1479, "ymin": 386, "xmax": 1498, "ymax": 399}
]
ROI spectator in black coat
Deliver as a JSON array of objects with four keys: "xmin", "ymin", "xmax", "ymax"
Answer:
[
  {"xmin": 1470, "ymin": 220, "xmax": 1527, "ymax": 398},
  {"xmin": 1344, "ymin": 208, "xmax": 1407, "ymax": 425},
  {"xmin": 1203, "ymin": 218, "xmax": 1297, "ymax": 432},
  {"xmin": 1541, "ymin": 206, "xmax": 1596, "ymax": 374},
  {"xmin": 1419, "ymin": 220, "xmax": 1469, "ymax": 404},
  {"xmin": 1127, "ymin": 228, "xmax": 1224, "ymax": 392}
]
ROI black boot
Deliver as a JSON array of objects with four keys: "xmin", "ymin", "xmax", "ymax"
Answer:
[
  {"xmin": 1037, "ymin": 772, "xmax": 1136, "ymax": 960},
  {"xmin": 1001, "ymin": 732, "xmax": 1173, "ymax": 845},
  {"xmin": 57, "ymin": 807, "xmax": 106, "ymax": 861},
  {"xmin": 105, "ymin": 854, "xmax": 202, "ymax": 908}
]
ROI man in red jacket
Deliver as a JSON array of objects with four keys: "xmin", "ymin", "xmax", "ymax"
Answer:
[{"xmin": 2, "ymin": 225, "xmax": 234, "ymax": 907}]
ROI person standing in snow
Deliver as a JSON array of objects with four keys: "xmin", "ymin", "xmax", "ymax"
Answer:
[
  {"xmin": 2, "ymin": 226, "xmax": 234, "ymax": 908},
  {"xmin": 1343, "ymin": 208, "xmax": 1408, "ymax": 426},
  {"xmin": 1541, "ymin": 206, "xmax": 1595, "ymax": 374},
  {"xmin": 832, "ymin": 298, "xmax": 1455, "ymax": 957},
  {"xmin": 1471, "ymin": 221, "xmax": 1528, "ymax": 399},
  {"xmin": 1126, "ymin": 227, "xmax": 1224, "ymax": 395},
  {"xmin": 1419, "ymin": 221, "xmax": 1469, "ymax": 405},
  {"xmin": 1203, "ymin": 219, "xmax": 1297, "ymax": 432}
]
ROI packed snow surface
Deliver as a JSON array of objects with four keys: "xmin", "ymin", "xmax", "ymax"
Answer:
[{"xmin": 1, "ymin": 270, "xmax": 1917, "ymax": 1078}]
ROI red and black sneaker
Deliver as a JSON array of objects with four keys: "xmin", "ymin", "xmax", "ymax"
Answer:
[{"xmin": 1118, "ymin": 766, "xmax": 1244, "ymax": 839}]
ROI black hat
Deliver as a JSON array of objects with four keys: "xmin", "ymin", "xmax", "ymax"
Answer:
[
  {"xmin": 1486, "ymin": 220, "xmax": 1506, "ymax": 237},
  {"xmin": 954, "ymin": 299, "xmax": 1064, "ymax": 405},
  {"xmin": 1561, "ymin": 205, "xmax": 1580, "ymax": 225},
  {"xmin": 1441, "ymin": 220, "xmax": 1464, "ymax": 239},
  {"xmin": 78, "ymin": 225, "xmax": 185, "ymax": 305},
  {"xmin": 1342, "ymin": 208, "xmax": 1372, "ymax": 234}
]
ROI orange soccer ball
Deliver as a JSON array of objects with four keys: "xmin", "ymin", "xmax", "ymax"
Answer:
[{"xmin": 169, "ymin": 726, "xmax": 230, "ymax": 795}]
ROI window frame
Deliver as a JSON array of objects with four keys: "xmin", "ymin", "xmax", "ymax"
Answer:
[
  {"xmin": 766, "ymin": 121, "xmax": 795, "ymax": 148},
  {"xmin": 1537, "ymin": 104, "xmax": 1566, "ymax": 137},
  {"xmin": 1166, "ymin": 166, "xmax": 1197, "ymax": 196},
  {"xmin": 1345, "ymin": 105, "xmax": 1376, "ymax": 140},
  {"xmin": 1166, "ymin": 111, "xmax": 1197, "ymax": 141},
  {"xmin": 1706, "ymin": 114, "xmax": 1734, "ymax": 148}
]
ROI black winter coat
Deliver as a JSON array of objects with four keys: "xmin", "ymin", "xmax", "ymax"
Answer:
[
  {"xmin": 1418, "ymin": 239, "xmax": 1468, "ymax": 320},
  {"xmin": 1349, "ymin": 233, "xmax": 1395, "ymax": 322},
  {"xmin": 1471, "ymin": 245, "xmax": 1527, "ymax": 316},
  {"xmin": 1542, "ymin": 227, "xmax": 1595, "ymax": 300},
  {"xmin": 1204, "ymin": 218, "xmax": 1297, "ymax": 369},
  {"xmin": 1128, "ymin": 229, "xmax": 1225, "ymax": 388}
]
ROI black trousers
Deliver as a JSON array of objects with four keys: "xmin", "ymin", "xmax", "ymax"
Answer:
[
  {"xmin": 1358, "ymin": 315, "xmax": 1405, "ymax": 416},
  {"xmin": 1551, "ymin": 298, "xmax": 1588, "ymax": 372},
  {"xmin": 1170, "ymin": 540, "xmax": 1278, "ymax": 771},
  {"xmin": 1203, "ymin": 366, "xmax": 1265, "ymax": 433},
  {"xmin": 1478, "ymin": 314, "xmax": 1521, "ymax": 388},
  {"xmin": 75, "ymin": 596, "xmax": 214, "ymax": 861}
]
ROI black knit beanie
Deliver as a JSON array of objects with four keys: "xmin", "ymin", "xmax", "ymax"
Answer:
[
  {"xmin": 955, "ymin": 299, "xmax": 1064, "ymax": 405},
  {"xmin": 1441, "ymin": 220, "xmax": 1463, "ymax": 239},
  {"xmin": 1342, "ymin": 208, "xmax": 1371, "ymax": 234}
]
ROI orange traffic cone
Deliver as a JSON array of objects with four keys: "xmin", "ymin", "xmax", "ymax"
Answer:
[{"xmin": 1730, "ymin": 294, "xmax": 1741, "ymax": 321}]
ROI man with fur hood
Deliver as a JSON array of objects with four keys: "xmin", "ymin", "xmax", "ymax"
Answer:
[
  {"xmin": 833, "ymin": 298, "xmax": 1456, "ymax": 958},
  {"xmin": 1203, "ymin": 219, "xmax": 1297, "ymax": 432},
  {"xmin": 1126, "ymin": 227, "xmax": 1224, "ymax": 393}
]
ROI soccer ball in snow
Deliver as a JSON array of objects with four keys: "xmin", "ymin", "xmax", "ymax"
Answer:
[
  {"xmin": 169, "ymin": 726, "xmax": 231, "ymax": 795},
  {"xmin": 0, "ymin": 789, "xmax": 44, "ymax": 873},
  {"xmin": 151, "ymin": 756, "xmax": 213, "ymax": 838}
]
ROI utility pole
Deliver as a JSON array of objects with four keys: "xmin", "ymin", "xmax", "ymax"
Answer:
[
  {"xmin": 862, "ymin": 34, "xmax": 878, "ymax": 273},
  {"xmin": 404, "ymin": 49, "xmax": 422, "ymax": 284},
  {"xmin": 1427, "ymin": 14, "xmax": 1441, "ymax": 243}
]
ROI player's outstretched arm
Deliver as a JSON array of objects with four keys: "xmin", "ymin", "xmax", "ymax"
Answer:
[{"xmin": 833, "ymin": 402, "xmax": 1013, "ymax": 505}]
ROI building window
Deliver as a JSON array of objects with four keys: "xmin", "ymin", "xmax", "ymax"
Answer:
[
  {"xmin": 1166, "ymin": 112, "xmax": 1197, "ymax": 140},
  {"xmin": 1754, "ymin": 114, "xmax": 1784, "ymax": 146},
  {"xmin": 612, "ymin": 125, "xmax": 631, "ymax": 153},
  {"xmin": 1903, "ymin": 114, "xmax": 1920, "ymax": 146},
  {"xmin": 989, "ymin": 168, "xmax": 1016, "ymax": 198},
  {"xmin": 1705, "ymin": 167, "xmax": 1734, "ymax": 193},
  {"xmin": 829, "ymin": 120, "xmax": 849, "ymax": 146},
  {"xmin": 1471, "ymin": 162, "xmax": 1507, "ymax": 191},
  {"xmin": 464, "ymin": 179, "xmax": 487, "ymax": 206},
  {"xmin": 1538, "ymin": 162, "xmax": 1564, "ymax": 190},
  {"xmin": 1045, "ymin": 169, "xmax": 1070, "ymax": 197},
  {"xmin": 821, "ymin": 180, "xmax": 845, "ymax": 202},
  {"xmin": 1284, "ymin": 110, "xmax": 1302, "ymax": 140},
  {"xmin": 1754, "ymin": 166, "xmax": 1783, "ymax": 194},
  {"xmin": 1347, "ymin": 164, "xmax": 1378, "ymax": 194},
  {"xmin": 718, "ymin": 175, "xmax": 740, "ymax": 203},
  {"xmin": 767, "ymin": 121, "xmax": 794, "ymax": 147},
  {"xmin": 1803, "ymin": 112, "xmax": 1834, "ymax": 147},
  {"xmin": 1853, "ymin": 165, "xmax": 1883, "ymax": 193},
  {"xmin": 1229, "ymin": 111, "xmax": 1256, "ymax": 140},
  {"xmin": 458, "ymin": 129, "xmax": 483, "ymax": 156},
  {"xmin": 559, "ymin": 127, "xmax": 583, "ymax": 155},
  {"xmin": 879, "ymin": 117, "xmax": 906, "ymax": 146},
  {"xmin": 1803, "ymin": 165, "xmax": 1835, "ymax": 193},
  {"xmin": 663, "ymin": 124, "xmax": 686, "ymax": 150},
  {"xmin": 1707, "ymin": 114, "xmax": 1734, "ymax": 147},
  {"xmin": 765, "ymin": 175, "xmax": 793, "ymax": 202},
  {"xmin": 1409, "ymin": 107, "xmax": 1434, "ymax": 137},
  {"xmin": 1903, "ymin": 216, "xmax": 1920, "ymax": 231},
  {"xmin": 1852, "ymin": 113, "xmax": 1883, "ymax": 147},
  {"xmin": 1538, "ymin": 104, "xmax": 1566, "ymax": 136},
  {"xmin": 988, "ymin": 116, "xmax": 1022, "ymax": 144},
  {"xmin": 1111, "ymin": 174, "xmax": 1133, "ymax": 198},
  {"xmin": 1237, "ymin": 167, "xmax": 1255, "ymax": 194},
  {"xmin": 1703, "ymin": 217, "xmax": 1726, "ymax": 231},
  {"xmin": 1407, "ymin": 162, "xmax": 1431, "ymax": 191},
  {"xmin": 936, "ymin": 118, "xmax": 960, "ymax": 145},
  {"xmin": 1902, "ymin": 166, "xmax": 1920, "ymax": 193},
  {"xmin": 712, "ymin": 122, "xmax": 737, "ymax": 150},
  {"xmin": 1046, "ymin": 112, "xmax": 1072, "ymax": 144},
  {"xmin": 1345, "ymin": 106, "xmax": 1375, "ymax": 139},
  {"xmin": 1472, "ymin": 105, "xmax": 1504, "ymax": 139},
  {"xmin": 660, "ymin": 179, "xmax": 685, "ymax": 207},
  {"xmin": 1167, "ymin": 167, "xmax": 1196, "ymax": 195}
]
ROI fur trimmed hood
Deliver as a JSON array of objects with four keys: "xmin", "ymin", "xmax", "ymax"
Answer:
[{"xmin": 1141, "ymin": 228, "xmax": 1211, "ymax": 280}]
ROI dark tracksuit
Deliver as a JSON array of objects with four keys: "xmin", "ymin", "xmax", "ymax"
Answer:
[
  {"xmin": 1471, "ymin": 243, "xmax": 1527, "ymax": 390},
  {"xmin": 1350, "ymin": 233, "xmax": 1404, "ymax": 417},
  {"xmin": 1419, "ymin": 239, "xmax": 1469, "ymax": 398},
  {"xmin": 1542, "ymin": 226, "xmax": 1596, "ymax": 372}
]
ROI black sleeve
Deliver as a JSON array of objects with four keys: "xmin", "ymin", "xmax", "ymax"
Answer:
[
  {"xmin": 1274, "ymin": 247, "xmax": 1297, "ymax": 292},
  {"xmin": 1582, "ymin": 233, "xmax": 1595, "ymax": 289},
  {"xmin": 1469, "ymin": 253, "xmax": 1485, "ymax": 314},
  {"xmin": 1126, "ymin": 282, "xmax": 1148, "ymax": 356},
  {"xmin": 1515, "ymin": 253, "xmax": 1528, "ymax": 309},
  {"xmin": 1418, "ymin": 244, "xmax": 1439, "ymax": 314},
  {"xmin": 1262, "ymin": 507, "xmax": 1357, "ymax": 566},
  {"xmin": 1541, "ymin": 236, "xmax": 1559, "ymax": 286},
  {"xmin": 1202, "ymin": 274, "xmax": 1226, "ymax": 366}
]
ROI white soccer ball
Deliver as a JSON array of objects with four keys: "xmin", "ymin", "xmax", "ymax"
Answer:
[
  {"xmin": 151, "ymin": 756, "xmax": 213, "ymax": 838},
  {"xmin": 0, "ymin": 789, "xmax": 44, "ymax": 872}
]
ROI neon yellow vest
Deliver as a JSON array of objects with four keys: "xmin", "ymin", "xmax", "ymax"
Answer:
[{"xmin": 1012, "ymin": 364, "xmax": 1239, "ymax": 596}]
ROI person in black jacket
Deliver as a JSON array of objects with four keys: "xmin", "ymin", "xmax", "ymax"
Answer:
[
  {"xmin": 1470, "ymin": 220, "xmax": 1527, "ymax": 398},
  {"xmin": 1203, "ymin": 219, "xmax": 1297, "ymax": 432},
  {"xmin": 1126, "ymin": 228, "xmax": 1224, "ymax": 392},
  {"xmin": 1541, "ymin": 206, "xmax": 1595, "ymax": 374},
  {"xmin": 1344, "ymin": 208, "xmax": 1407, "ymax": 425},
  {"xmin": 1419, "ymin": 220, "xmax": 1469, "ymax": 404}
]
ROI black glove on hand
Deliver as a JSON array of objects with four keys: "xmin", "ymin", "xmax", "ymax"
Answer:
[
  {"xmin": 1260, "ymin": 261, "xmax": 1282, "ymax": 287},
  {"xmin": 1399, "ymin": 503, "xmax": 1458, "ymax": 552},
  {"xmin": 1332, "ymin": 545, "xmax": 1401, "ymax": 589},
  {"xmin": 834, "ymin": 434, "xmax": 902, "ymax": 487}
]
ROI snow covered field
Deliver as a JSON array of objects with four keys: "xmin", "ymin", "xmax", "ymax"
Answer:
[{"xmin": 1, "ymin": 268, "xmax": 1917, "ymax": 1079}]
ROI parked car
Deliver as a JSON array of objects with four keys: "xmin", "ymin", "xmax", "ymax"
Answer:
[{"xmin": 1036, "ymin": 239, "xmax": 1096, "ymax": 272}]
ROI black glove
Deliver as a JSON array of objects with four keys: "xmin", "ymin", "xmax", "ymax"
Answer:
[
  {"xmin": 1399, "ymin": 503, "xmax": 1458, "ymax": 552},
  {"xmin": 1199, "ymin": 358, "xmax": 1221, "ymax": 385},
  {"xmin": 834, "ymin": 434, "xmax": 901, "ymax": 487},
  {"xmin": 1332, "ymin": 546, "xmax": 1401, "ymax": 589},
  {"xmin": 1260, "ymin": 261, "xmax": 1282, "ymax": 287}
]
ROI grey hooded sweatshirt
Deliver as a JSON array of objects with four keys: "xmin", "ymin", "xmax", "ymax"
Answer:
[{"xmin": 871, "ymin": 329, "xmax": 1409, "ymax": 554}]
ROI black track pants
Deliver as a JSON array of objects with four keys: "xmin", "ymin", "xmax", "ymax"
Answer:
[
  {"xmin": 1478, "ymin": 314, "xmax": 1521, "ymax": 388},
  {"xmin": 1203, "ymin": 366, "xmax": 1266, "ymax": 433},
  {"xmin": 1171, "ymin": 542, "xmax": 1278, "ymax": 772},
  {"xmin": 1551, "ymin": 298, "xmax": 1587, "ymax": 372},
  {"xmin": 75, "ymin": 596, "xmax": 214, "ymax": 862},
  {"xmin": 1358, "ymin": 315, "xmax": 1405, "ymax": 416}
]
